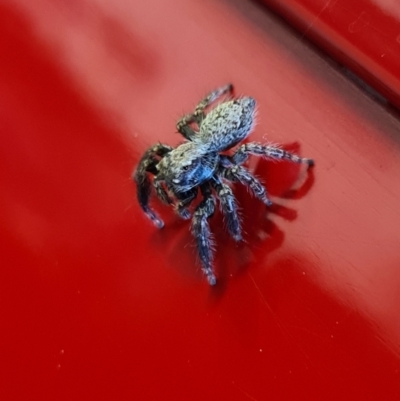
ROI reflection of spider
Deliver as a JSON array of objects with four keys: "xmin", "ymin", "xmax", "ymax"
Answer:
[{"xmin": 133, "ymin": 84, "xmax": 314, "ymax": 285}]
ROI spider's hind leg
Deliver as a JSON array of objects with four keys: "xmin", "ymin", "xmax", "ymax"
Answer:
[
  {"xmin": 211, "ymin": 177, "xmax": 242, "ymax": 241},
  {"xmin": 133, "ymin": 144, "xmax": 172, "ymax": 228},
  {"xmin": 176, "ymin": 114, "xmax": 198, "ymax": 141},
  {"xmin": 176, "ymin": 84, "xmax": 233, "ymax": 141},
  {"xmin": 193, "ymin": 83, "xmax": 233, "ymax": 117},
  {"xmin": 191, "ymin": 184, "xmax": 217, "ymax": 285}
]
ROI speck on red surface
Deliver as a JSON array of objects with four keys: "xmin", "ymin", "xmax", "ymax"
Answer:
[{"xmin": 1, "ymin": 1, "xmax": 400, "ymax": 400}]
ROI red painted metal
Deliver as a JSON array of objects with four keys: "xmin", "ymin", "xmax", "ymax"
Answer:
[
  {"xmin": 1, "ymin": 0, "xmax": 400, "ymax": 400},
  {"xmin": 259, "ymin": 0, "xmax": 400, "ymax": 108}
]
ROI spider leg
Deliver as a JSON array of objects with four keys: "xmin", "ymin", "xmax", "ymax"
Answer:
[
  {"xmin": 176, "ymin": 114, "xmax": 198, "ymax": 141},
  {"xmin": 153, "ymin": 176, "xmax": 172, "ymax": 205},
  {"xmin": 176, "ymin": 84, "xmax": 233, "ymax": 141},
  {"xmin": 193, "ymin": 83, "xmax": 233, "ymax": 118},
  {"xmin": 211, "ymin": 177, "xmax": 242, "ymax": 241},
  {"xmin": 191, "ymin": 184, "xmax": 217, "ymax": 285},
  {"xmin": 222, "ymin": 165, "xmax": 273, "ymax": 206},
  {"xmin": 133, "ymin": 144, "xmax": 172, "ymax": 228},
  {"xmin": 174, "ymin": 188, "xmax": 197, "ymax": 219},
  {"xmin": 232, "ymin": 142, "xmax": 314, "ymax": 166}
]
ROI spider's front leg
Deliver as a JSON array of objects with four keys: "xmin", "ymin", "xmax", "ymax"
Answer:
[
  {"xmin": 176, "ymin": 84, "xmax": 233, "ymax": 141},
  {"xmin": 211, "ymin": 177, "xmax": 242, "ymax": 241},
  {"xmin": 133, "ymin": 144, "xmax": 172, "ymax": 229},
  {"xmin": 174, "ymin": 188, "xmax": 197, "ymax": 220},
  {"xmin": 153, "ymin": 176, "xmax": 172, "ymax": 205},
  {"xmin": 232, "ymin": 142, "xmax": 314, "ymax": 166},
  {"xmin": 191, "ymin": 184, "xmax": 217, "ymax": 285}
]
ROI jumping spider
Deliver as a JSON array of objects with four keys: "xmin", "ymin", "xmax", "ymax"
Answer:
[{"xmin": 133, "ymin": 84, "xmax": 314, "ymax": 285}]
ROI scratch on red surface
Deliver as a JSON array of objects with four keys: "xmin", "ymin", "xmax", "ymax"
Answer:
[
  {"xmin": 247, "ymin": 271, "xmax": 329, "ymax": 379},
  {"xmin": 374, "ymin": 334, "xmax": 400, "ymax": 360},
  {"xmin": 299, "ymin": 0, "xmax": 337, "ymax": 39},
  {"xmin": 231, "ymin": 381, "xmax": 259, "ymax": 401},
  {"xmin": 248, "ymin": 272, "xmax": 280, "ymax": 318}
]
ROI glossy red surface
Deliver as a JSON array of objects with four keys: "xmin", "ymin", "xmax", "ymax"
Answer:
[
  {"xmin": 259, "ymin": 0, "xmax": 400, "ymax": 108},
  {"xmin": 1, "ymin": 1, "xmax": 400, "ymax": 400}
]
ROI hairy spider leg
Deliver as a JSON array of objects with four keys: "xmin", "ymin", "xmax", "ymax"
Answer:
[
  {"xmin": 174, "ymin": 188, "xmax": 198, "ymax": 219},
  {"xmin": 153, "ymin": 176, "xmax": 172, "ymax": 205},
  {"xmin": 232, "ymin": 142, "xmax": 314, "ymax": 166},
  {"xmin": 193, "ymin": 83, "xmax": 233, "ymax": 118},
  {"xmin": 176, "ymin": 113, "xmax": 198, "ymax": 141},
  {"xmin": 191, "ymin": 184, "xmax": 217, "ymax": 285},
  {"xmin": 176, "ymin": 83, "xmax": 234, "ymax": 141},
  {"xmin": 222, "ymin": 164, "xmax": 273, "ymax": 206},
  {"xmin": 211, "ymin": 177, "xmax": 242, "ymax": 241},
  {"xmin": 133, "ymin": 144, "xmax": 172, "ymax": 229}
]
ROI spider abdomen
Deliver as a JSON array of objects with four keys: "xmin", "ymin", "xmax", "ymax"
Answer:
[{"xmin": 196, "ymin": 97, "xmax": 256, "ymax": 152}]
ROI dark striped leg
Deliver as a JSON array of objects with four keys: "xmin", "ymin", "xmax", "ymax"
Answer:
[
  {"xmin": 176, "ymin": 84, "xmax": 233, "ymax": 141},
  {"xmin": 191, "ymin": 185, "xmax": 217, "ymax": 285},
  {"xmin": 153, "ymin": 176, "xmax": 172, "ymax": 205},
  {"xmin": 133, "ymin": 144, "xmax": 172, "ymax": 228},
  {"xmin": 232, "ymin": 142, "xmax": 314, "ymax": 166},
  {"xmin": 193, "ymin": 83, "xmax": 233, "ymax": 117},
  {"xmin": 222, "ymin": 165, "xmax": 273, "ymax": 206},
  {"xmin": 211, "ymin": 178, "xmax": 242, "ymax": 241},
  {"xmin": 174, "ymin": 188, "xmax": 197, "ymax": 220},
  {"xmin": 176, "ymin": 114, "xmax": 198, "ymax": 141}
]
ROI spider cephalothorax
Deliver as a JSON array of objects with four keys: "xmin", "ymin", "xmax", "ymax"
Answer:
[
  {"xmin": 133, "ymin": 84, "xmax": 313, "ymax": 285},
  {"xmin": 156, "ymin": 142, "xmax": 218, "ymax": 193}
]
